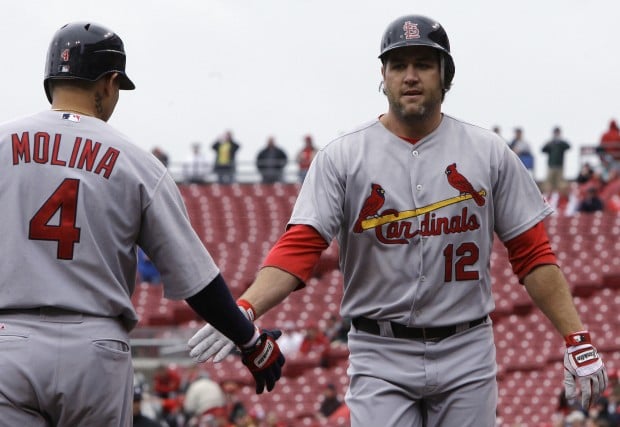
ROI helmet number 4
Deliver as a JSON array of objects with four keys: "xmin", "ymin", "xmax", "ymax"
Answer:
[{"xmin": 28, "ymin": 178, "xmax": 81, "ymax": 260}]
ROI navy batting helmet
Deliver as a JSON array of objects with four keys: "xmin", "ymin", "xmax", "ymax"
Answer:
[
  {"xmin": 44, "ymin": 22, "xmax": 135, "ymax": 103},
  {"xmin": 379, "ymin": 15, "xmax": 455, "ymax": 91}
]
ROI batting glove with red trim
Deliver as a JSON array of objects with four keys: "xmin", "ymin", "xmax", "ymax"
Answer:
[
  {"xmin": 241, "ymin": 328, "xmax": 285, "ymax": 394},
  {"xmin": 563, "ymin": 331, "xmax": 608, "ymax": 409}
]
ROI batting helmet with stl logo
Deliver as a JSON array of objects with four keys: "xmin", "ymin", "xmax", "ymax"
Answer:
[
  {"xmin": 379, "ymin": 15, "xmax": 455, "ymax": 91},
  {"xmin": 43, "ymin": 22, "xmax": 135, "ymax": 103}
]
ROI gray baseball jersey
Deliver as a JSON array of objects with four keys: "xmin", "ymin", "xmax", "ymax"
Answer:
[
  {"xmin": 289, "ymin": 114, "xmax": 553, "ymax": 327},
  {"xmin": 0, "ymin": 110, "xmax": 219, "ymax": 329}
]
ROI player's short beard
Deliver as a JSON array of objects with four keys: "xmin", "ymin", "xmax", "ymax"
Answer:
[{"xmin": 384, "ymin": 86, "xmax": 442, "ymax": 123}]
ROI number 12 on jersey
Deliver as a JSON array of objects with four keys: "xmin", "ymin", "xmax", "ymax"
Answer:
[
  {"xmin": 443, "ymin": 242, "xmax": 480, "ymax": 282},
  {"xmin": 29, "ymin": 178, "xmax": 81, "ymax": 260}
]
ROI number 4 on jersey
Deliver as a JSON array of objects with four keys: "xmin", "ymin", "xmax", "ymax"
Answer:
[{"xmin": 29, "ymin": 178, "xmax": 81, "ymax": 260}]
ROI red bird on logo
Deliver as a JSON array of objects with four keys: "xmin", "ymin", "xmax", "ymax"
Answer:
[
  {"xmin": 354, "ymin": 183, "xmax": 385, "ymax": 233},
  {"xmin": 445, "ymin": 163, "xmax": 485, "ymax": 206}
]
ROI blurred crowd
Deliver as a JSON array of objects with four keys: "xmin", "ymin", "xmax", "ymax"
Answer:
[
  {"xmin": 160, "ymin": 131, "xmax": 317, "ymax": 185},
  {"xmin": 149, "ymin": 120, "xmax": 620, "ymax": 216},
  {"xmin": 492, "ymin": 120, "xmax": 620, "ymax": 216},
  {"xmin": 131, "ymin": 317, "xmax": 351, "ymax": 427}
]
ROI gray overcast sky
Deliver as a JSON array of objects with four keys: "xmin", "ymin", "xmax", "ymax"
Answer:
[{"xmin": 3, "ymin": 0, "xmax": 619, "ymax": 180}]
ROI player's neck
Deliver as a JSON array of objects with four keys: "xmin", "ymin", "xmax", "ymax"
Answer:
[
  {"xmin": 50, "ymin": 90, "xmax": 98, "ymax": 118},
  {"xmin": 51, "ymin": 106, "xmax": 95, "ymax": 117},
  {"xmin": 379, "ymin": 111, "xmax": 443, "ymax": 140}
]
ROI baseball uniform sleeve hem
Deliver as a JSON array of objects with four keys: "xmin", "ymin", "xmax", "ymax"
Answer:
[
  {"xmin": 504, "ymin": 221, "xmax": 558, "ymax": 283},
  {"xmin": 262, "ymin": 224, "xmax": 330, "ymax": 286}
]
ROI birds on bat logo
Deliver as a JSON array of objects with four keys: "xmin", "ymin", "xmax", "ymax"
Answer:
[
  {"xmin": 353, "ymin": 164, "xmax": 485, "ymax": 235},
  {"xmin": 353, "ymin": 183, "xmax": 385, "ymax": 233},
  {"xmin": 445, "ymin": 163, "xmax": 485, "ymax": 206}
]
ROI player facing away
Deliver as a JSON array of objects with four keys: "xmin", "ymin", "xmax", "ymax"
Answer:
[
  {"xmin": 0, "ymin": 22, "xmax": 283, "ymax": 427},
  {"xmin": 188, "ymin": 14, "xmax": 607, "ymax": 427}
]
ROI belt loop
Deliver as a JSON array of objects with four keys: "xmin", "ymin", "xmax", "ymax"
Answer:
[
  {"xmin": 377, "ymin": 320, "xmax": 394, "ymax": 338},
  {"xmin": 454, "ymin": 321, "xmax": 469, "ymax": 333}
]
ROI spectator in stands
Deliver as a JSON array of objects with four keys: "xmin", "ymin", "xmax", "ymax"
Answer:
[
  {"xmin": 212, "ymin": 130, "xmax": 241, "ymax": 184},
  {"xmin": 599, "ymin": 119, "xmax": 620, "ymax": 163},
  {"xmin": 587, "ymin": 396, "xmax": 616, "ymax": 427},
  {"xmin": 183, "ymin": 142, "xmax": 210, "ymax": 184},
  {"xmin": 541, "ymin": 126, "xmax": 571, "ymax": 194},
  {"xmin": 264, "ymin": 411, "xmax": 287, "ymax": 427},
  {"xmin": 600, "ymin": 181, "xmax": 620, "ymax": 214},
  {"xmin": 545, "ymin": 183, "xmax": 580, "ymax": 217},
  {"xmin": 137, "ymin": 247, "xmax": 161, "ymax": 284},
  {"xmin": 576, "ymin": 162, "xmax": 595, "ymax": 185},
  {"xmin": 551, "ymin": 389, "xmax": 574, "ymax": 426},
  {"xmin": 151, "ymin": 146, "xmax": 169, "ymax": 168},
  {"xmin": 239, "ymin": 407, "xmax": 263, "ymax": 426},
  {"xmin": 154, "ymin": 364, "xmax": 182, "ymax": 398},
  {"xmin": 133, "ymin": 384, "xmax": 161, "ymax": 427},
  {"xmin": 183, "ymin": 375, "xmax": 229, "ymax": 427},
  {"xmin": 256, "ymin": 136, "xmax": 288, "ymax": 183},
  {"xmin": 153, "ymin": 364, "xmax": 185, "ymax": 426},
  {"xmin": 324, "ymin": 313, "xmax": 351, "ymax": 344},
  {"xmin": 296, "ymin": 134, "xmax": 318, "ymax": 183},
  {"xmin": 564, "ymin": 409, "xmax": 587, "ymax": 427},
  {"xmin": 161, "ymin": 400, "xmax": 185, "ymax": 427},
  {"xmin": 299, "ymin": 322, "xmax": 331, "ymax": 367},
  {"xmin": 607, "ymin": 383, "xmax": 620, "ymax": 426},
  {"xmin": 273, "ymin": 320, "xmax": 304, "ymax": 356},
  {"xmin": 577, "ymin": 186, "xmax": 604, "ymax": 213},
  {"xmin": 510, "ymin": 127, "xmax": 535, "ymax": 176},
  {"xmin": 220, "ymin": 380, "xmax": 247, "ymax": 425},
  {"xmin": 318, "ymin": 383, "xmax": 343, "ymax": 419},
  {"xmin": 299, "ymin": 322, "xmax": 331, "ymax": 355}
]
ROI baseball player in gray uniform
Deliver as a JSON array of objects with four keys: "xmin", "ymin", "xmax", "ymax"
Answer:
[
  {"xmin": 188, "ymin": 14, "xmax": 607, "ymax": 427},
  {"xmin": 0, "ymin": 22, "xmax": 284, "ymax": 427}
]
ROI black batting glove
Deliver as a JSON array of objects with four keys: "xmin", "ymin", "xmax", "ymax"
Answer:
[{"xmin": 241, "ymin": 328, "xmax": 285, "ymax": 394}]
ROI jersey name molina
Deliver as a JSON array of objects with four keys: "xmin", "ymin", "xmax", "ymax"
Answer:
[{"xmin": 0, "ymin": 111, "xmax": 218, "ymax": 329}]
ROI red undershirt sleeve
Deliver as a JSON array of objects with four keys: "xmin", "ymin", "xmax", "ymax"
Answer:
[
  {"xmin": 262, "ymin": 224, "xmax": 330, "ymax": 287},
  {"xmin": 504, "ymin": 221, "xmax": 558, "ymax": 284}
]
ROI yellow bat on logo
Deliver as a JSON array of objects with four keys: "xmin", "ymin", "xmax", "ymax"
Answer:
[{"xmin": 361, "ymin": 190, "xmax": 487, "ymax": 231}]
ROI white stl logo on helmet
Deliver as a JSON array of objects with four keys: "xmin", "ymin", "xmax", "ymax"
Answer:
[{"xmin": 403, "ymin": 22, "xmax": 420, "ymax": 39}]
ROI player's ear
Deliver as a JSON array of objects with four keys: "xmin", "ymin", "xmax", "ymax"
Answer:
[
  {"xmin": 102, "ymin": 73, "xmax": 121, "ymax": 95},
  {"xmin": 380, "ymin": 66, "xmax": 387, "ymax": 95},
  {"xmin": 111, "ymin": 72, "xmax": 122, "ymax": 89}
]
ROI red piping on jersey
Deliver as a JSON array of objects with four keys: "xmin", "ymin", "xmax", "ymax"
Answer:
[
  {"xmin": 262, "ymin": 224, "xmax": 329, "ymax": 286},
  {"xmin": 504, "ymin": 221, "xmax": 558, "ymax": 283}
]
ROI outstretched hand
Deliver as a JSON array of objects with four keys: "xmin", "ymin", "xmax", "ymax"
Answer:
[
  {"xmin": 241, "ymin": 328, "xmax": 285, "ymax": 394},
  {"xmin": 188, "ymin": 323, "xmax": 235, "ymax": 363},
  {"xmin": 187, "ymin": 301, "xmax": 254, "ymax": 363}
]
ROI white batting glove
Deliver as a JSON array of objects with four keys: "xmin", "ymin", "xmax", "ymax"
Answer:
[
  {"xmin": 188, "ymin": 323, "xmax": 235, "ymax": 363},
  {"xmin": 188, "ymin": 299, "xmax": 256, "ymax": 363},
  {"xmin": 563, "ymin": 331, "xmax": 608, "ymax": 409}
]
